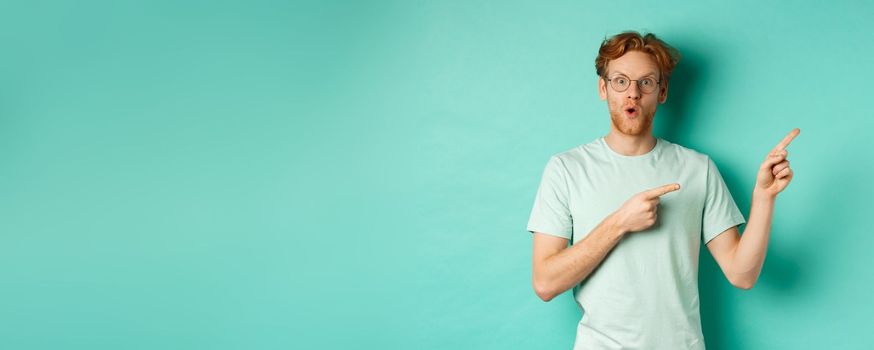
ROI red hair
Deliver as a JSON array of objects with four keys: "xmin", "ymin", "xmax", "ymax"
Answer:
[{"xmin": 595, "ymin": 31, "xmax": 681, "ymax": 85}]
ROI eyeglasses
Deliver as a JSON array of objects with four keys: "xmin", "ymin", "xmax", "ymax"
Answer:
[{"xmin": 605, "ymin": 75, "xmax": 661, "ymax": 94}]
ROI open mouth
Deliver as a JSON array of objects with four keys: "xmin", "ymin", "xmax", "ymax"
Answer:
[{"xmin": 624, "ymin": 106, "xmax": 639, "ymax": 117}]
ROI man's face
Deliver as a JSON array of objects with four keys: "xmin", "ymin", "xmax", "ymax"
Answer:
[{"xmin": 598, "ymin": 50, "xmax": 669, "ymax": 136}]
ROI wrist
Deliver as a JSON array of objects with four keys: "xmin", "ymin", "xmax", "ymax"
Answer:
[
  {"xmin": 606, "ymin": 213, "xmax": 628, "ymax": 239},
  {"xmin": 752, "ymin": 188, "xmax": 776, "ymax": 202}
]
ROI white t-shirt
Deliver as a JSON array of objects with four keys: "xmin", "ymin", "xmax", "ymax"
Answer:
[{"xmin": 527, "ymin": 136, "xmax": 745, "ymax": 350}]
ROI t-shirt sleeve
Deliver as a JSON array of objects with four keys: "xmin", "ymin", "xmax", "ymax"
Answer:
[
  {"xmin": 526, "ymin": 156, "xmax": 573, "ymax": 240},
  {"xmin": 701, "ymin": 156, "xmax": 746, "ymax": 244}
]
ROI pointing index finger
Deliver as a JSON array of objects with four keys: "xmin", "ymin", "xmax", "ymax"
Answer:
[
  {"xmin": 773, "ymin": 128, "xmax": 800, "ymax": 152},
  {"xmin": 644, "ymin": 183, "xmax": 681, "ymax": 198}
]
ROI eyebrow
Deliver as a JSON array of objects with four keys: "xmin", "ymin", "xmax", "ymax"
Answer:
[{"xmin": 609, "ymin": 71, "xmax": 659, "ymax": 78}]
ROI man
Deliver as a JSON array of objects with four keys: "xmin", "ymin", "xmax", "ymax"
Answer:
[{"xmin": 526, "ymin": 31, "xmax": 799, "ymax": 349}]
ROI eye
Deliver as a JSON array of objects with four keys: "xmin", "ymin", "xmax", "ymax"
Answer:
[
  {"xmin": 615, "ymin": 77, "xmax": 628, "ymax": 85},
  {"xmin": 641, "ymin": 78, "xmax": 654, "ymax": 86}
]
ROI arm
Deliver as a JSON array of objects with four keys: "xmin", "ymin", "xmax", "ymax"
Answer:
[
  {"xmin": 706, "ymin": 192, "xmax": 775, "ymax": 289},
  {"xmin": 532, "ymin": 183, "xmax": 681, "ymax": 302},
  {"xmin": 706, "ymin": 128, "xmax": 799, "ymax": 290},
  {"xmin": 532, "ymin": 214, "xmax": 625, "ymax": 302}
]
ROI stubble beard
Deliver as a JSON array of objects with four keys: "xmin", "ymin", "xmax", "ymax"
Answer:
[{"xmin": 610, "ymin": 108, "xmax": 654, "ymax": 136}]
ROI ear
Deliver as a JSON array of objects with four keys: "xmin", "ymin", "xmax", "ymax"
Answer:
[
  {"xmin": 598, "ymin": 77, "xmax": 607, "ymax": 100},
  {"xmin": 658, "ymin": 82, "xmax": 669, "ymax": 104}
]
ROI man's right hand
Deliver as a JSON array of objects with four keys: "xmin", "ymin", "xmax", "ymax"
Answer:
[{"xmin": 612, "ymin": 183, "xmax": 681, "ymax": 234}]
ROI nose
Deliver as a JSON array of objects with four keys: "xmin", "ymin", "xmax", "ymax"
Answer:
[{"xmin": 626, "ymin": 81, "xmax": 641, "ymax": 100}]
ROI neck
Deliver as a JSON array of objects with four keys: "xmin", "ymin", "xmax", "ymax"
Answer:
[{"xmin": 604, "ymin": 130, "xmax": 657, "ymax": 156}]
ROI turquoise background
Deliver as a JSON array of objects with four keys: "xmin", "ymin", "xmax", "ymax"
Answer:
[{"xmin": 1, "ymin": 0, "xmax": 872, "ymax": 349}]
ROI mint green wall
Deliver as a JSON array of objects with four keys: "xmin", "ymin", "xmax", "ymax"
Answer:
[{"xmin": 1, "ymin": 1, "xmax": 871, "ymax": 349}]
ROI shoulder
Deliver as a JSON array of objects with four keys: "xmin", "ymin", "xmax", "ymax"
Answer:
[
  {"xmin": 659, "ymin": 138, "xmax": 712, "ymax": 166},
  {"xmin": 548, "ymin": 138, "xmax": 602, "ymax": 167}
]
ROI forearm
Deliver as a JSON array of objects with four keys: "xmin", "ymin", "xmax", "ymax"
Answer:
[
  {"xmin": 732, "ymin": 190, "xmax": 776, "ymax": 286},
  {"xmin": 536, "ymin": 214, "xmax": 626, "ymax": 300}
]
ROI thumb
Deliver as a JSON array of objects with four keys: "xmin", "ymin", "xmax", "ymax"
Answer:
[{"xmin": 761, "ymin": 150, "xmax": 787, "ymax": 170}]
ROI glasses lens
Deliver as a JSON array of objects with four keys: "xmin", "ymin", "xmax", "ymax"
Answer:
[
  {"xmin": 611, "ymin": 77, "xmax": 629, "ymax": 91},
  {"xmin": 639, "ymin": 78, "xmax": 657, "ymax": 93}
]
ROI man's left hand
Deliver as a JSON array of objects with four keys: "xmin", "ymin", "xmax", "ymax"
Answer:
[{"xmin": 755, "ymin": 128, "xmax": 800, "ymax": 198}]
